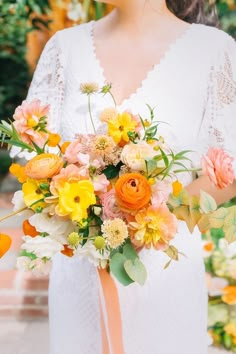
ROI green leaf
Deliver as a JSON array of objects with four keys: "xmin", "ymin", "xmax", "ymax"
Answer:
[
  {"xmin": 102, "ymin": 162, "xmax": 123, "ymax": 180},
  {"xmin": 223, "ymin": 207, "xmax": 236, "ymax": 244},
  {"xmin": 165, "ymin": 245, "xmax": 179, "ymax": 261},
  {"xmin": 122, "ymin": 243, "xmax": 138, "ymax": 262},
  {"xmin": 124, "ymin": 258, "xmax": 147, "ymax": 286},
  {"xmin": 200, "ymin": 190, "xmax": 217, "ymax": 214},
  {"xmin": 110, "ymin": 253, "xmax": 134, "ymax": 286},
  {"xmin": 209, "ymin": 207, "xmax": 228, "ymax": 229},
  {"xmin": 159, "ymin": 148, "xmax": 169, "ymax": 167}
]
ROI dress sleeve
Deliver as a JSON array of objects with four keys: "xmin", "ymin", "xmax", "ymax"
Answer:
[
  {"xmin": 200, "ymin": 35, "xmax": 236, "ymax": 173},
  {"xmin": 27, "ymin": 33, "xmax": 65, "ymax": 134}
]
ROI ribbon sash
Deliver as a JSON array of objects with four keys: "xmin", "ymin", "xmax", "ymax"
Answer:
[{"xmin": 98, "ymin": 269, "xmax": 125, "ymax": 354}]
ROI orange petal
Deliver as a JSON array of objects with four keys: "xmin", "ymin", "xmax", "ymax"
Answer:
[
  {"xmin": 25, "ymin": 153, "xmax": 63, "ymax": 179},
  {"xmin": 61, "ymin": 245, "xmax": 74, "ymax": 257},
  {"xmin": 0, "ymin": 233, "xmax": 12, "ymax": 258},
  {"xmin": 22, "ymin": 219, "xmax": 38, "ymax": 237}
]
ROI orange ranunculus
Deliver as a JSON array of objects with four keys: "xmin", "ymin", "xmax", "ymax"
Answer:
[
  {"xmin": 61, "ymin": 245, "xmax": 74, "ymax": 257},
  {"xmin": 9, "ymin": 163, "xmax": 27, "ymax": 183},
  {"xmin": 0, "ymin": 233, "xmax": 12, "ymax": 258},
  {"xmin": 25, "ymin": 153, "xmax": 63, "ymax": 180},
  {"xmin": 115, "ymin": 173, "xmax": 151, "ymax": 211},
  {"xmin": 222, "ymin": 286, "xmax": 236, "ymax": 305},
  {"xmin": 47, "ymin": 133, "xmax": 61, "ymax": 147},
  {"xmin": 22, "ymin": 219, "xmax": 38, "ymax": 237},
  {"xmin": 61, "ymin": 141, "xmax": 71, "ymax": 154}
]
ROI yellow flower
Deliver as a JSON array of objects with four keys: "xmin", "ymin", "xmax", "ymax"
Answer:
[
  {"xmin": 47, "ymin": 133, "xmax": 61, "ymax": 147},
  {"xmin": 22, "ymin": 179, "xmax": 46, "ymax": 211},
  {"xmin": 56, "ymin": 181, "xmax": 96, "ymax": 222},
  {"xmin": 224, "ymin": 323, "xmax": 236, "ymax": 337},
  {"xmin": 9, "ymin": 163, "xmax": 27, "ymax": 183},
  {"xmin": 102, "ymin": 218, "xmax": 128, "ymax": 249},
  {"xmin": 108, "ymin": 112, "xmax": 139, "ymax": 146},
  {"xmin": 222, "ymin": 286, "xmax": 236, "ymax": 305},
  {"xmin": 172, "ymin": 180, "xmax": 183, "ymax": 197}
]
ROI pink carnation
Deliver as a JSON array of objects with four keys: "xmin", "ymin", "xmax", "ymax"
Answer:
[
  {"xmin": 13, "ymin": 100, "xmax": 49, "ymax": 147},
  {"xmin": 201, "ymin": 147, "xmax": 234, "ymax": 189},
  {"xmin": 100, "ymin": 189, "xmax": 125, "ymax": 220}
]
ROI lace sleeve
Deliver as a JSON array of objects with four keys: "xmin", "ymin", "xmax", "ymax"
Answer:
[
  {"xmin": 27, "ymin": 33, "xmax": 65, "ymax": 134},
  {"xmin": 201, "ymin": 35, "xmax": 236, "ymax": 172}
]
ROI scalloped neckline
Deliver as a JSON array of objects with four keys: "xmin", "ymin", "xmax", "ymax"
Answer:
[{"xmin": 89, "ymin": 20, "xmax": 196, "ymax": 108}]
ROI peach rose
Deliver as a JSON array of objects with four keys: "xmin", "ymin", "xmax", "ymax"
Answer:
[
  {"xmin": 201, "ymin": 147, "xmax": 234, "ymax": 189},
  {"xmin": 121, "ymin": 141, "xmax": 156, "ymax": 171},
  {"xmin": 25, "ymin": 153, "xmax": 63, "ymax": 180},
  {"xmin": 115, "ymin": 173, "xmax": 151, "ymax": 211}
]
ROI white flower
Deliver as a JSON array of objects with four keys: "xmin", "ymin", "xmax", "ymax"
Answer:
[
  {"xmin": 30, "ymin": 258, "xmax": 52, "ymax": 277},
  {"xmin": 219, "ymin": 238, "xmax": 236, "ymax": 258},
  {"xmin": 16, "ymin": 256, "xmax": 32, "ymax": 271},
  {"xmin": 29, "ymin": 213, "xmax": 74, "ymax": 244},
  {"xmin": 12, "ymin": 190, "xmax": 33, "ymax": 218},
  {"xmin": 21, "ymin": 236, "xmax": 63, "ymax": 258},
  {"xmin": 202, "ymin": 240, "xmax": 215, "ymax": 258},
  {"xmin": 75, "ymin": 241, "xmax": 110, "ymax": 267},
  {"xmin": 121, "ymin": 141, "xmax": 156, "ymax": 171},
  {"xmin": 205, "ymin": 273, "xmax": 228, "ymax": 297},
  {"xmin": 67, "ymin": 2, "xmax": 86, "ymax": 22},
  {"xmin": 10, "ymin": 146, "xmax": 36, "ymax": 160}
]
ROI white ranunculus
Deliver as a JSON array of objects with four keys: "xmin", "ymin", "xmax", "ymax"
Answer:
[
  {"xmin": 219, "ymin": 238, "xmax": 236, "ymax": 258},
  {"xmin": 121, "ymin": 141, "xmax": 156, "ymax": 171},
  {"xmin": 12, "ymin": 190, "xmax": 33, "ymax": 218},
  {"xmin": 29, "ymin": 213, "xmax": 74, "ymax": 244},
  {"xmin": 30, "ymin": 258, "xmax": 52, "ymax": 277},
  {"xmin": 21, "ymin": 236, "xmax": 63, "ymax": 259},
  {"xmin": 75, "ymin": 241, "xmax": 110, "ymax": 267},
  {"xmin": 16, "ymin": 256, "xmax": 32, "ymax": 271}
]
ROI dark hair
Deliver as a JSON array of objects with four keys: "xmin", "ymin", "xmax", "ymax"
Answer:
[{"xmin": 167, "ymin": 0, "xmax": 218, "ymax": 26}]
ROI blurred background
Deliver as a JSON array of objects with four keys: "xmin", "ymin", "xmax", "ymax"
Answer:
[{"xmin": 0, "ymin": 1, "xmax": 236, "ymax": 353}]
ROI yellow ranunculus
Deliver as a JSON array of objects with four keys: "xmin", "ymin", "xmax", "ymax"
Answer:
[
  {"xmin": 108, "ymin": 112, "xmax": 139, "ymax": 146},
  {"xmin": 22, "ymin": 179, "xmax": 47, "ymax": 211},
  {"xmin": 56, "ymin": 181, "xmax": 96, "ymax": 222}
]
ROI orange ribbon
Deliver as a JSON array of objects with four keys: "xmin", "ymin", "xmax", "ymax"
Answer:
[{"xmin": 98, "ymin": 269, "xmax": 125, "ymax": 354}]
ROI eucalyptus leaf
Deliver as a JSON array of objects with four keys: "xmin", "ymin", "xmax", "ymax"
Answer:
[
  {"xmin": 124, "ymin": 258, "xmax": 147, "ymax": 286},
  {"xmin": 110, "ymin": 253, "xmax": 134, "ymax": 286}
]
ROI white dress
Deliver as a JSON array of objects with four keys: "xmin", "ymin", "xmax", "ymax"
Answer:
[{"xmin": 27, "ymin": 21, "xmax": 236, "ymax": 354}]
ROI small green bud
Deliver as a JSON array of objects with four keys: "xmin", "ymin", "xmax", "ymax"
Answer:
[{"xmin": 94, "ymin": 236, "xmax": 106, "ymax": 250}]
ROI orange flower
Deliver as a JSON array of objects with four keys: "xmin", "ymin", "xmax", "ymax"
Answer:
[
  {"xmin": 61, "ymin": 245, "xmax": 74, "ymax": 257},
  {"xmin": 129, "ymin": 205, "xmax": 177, "ymax": 250},
  {"xmin": 22, "ymin": 219, "xmax": 38, "ymax": 237},
  {"xmin": 25, "ymin": 153, "xmax": 63, "ymax": 180},
  {"xmin": 115, "ymin": 173, "xmax": 151, "ymax": 211},
  {"xmin": 0, "ymin": 233, "xmax": 12, "ymax": 258},
  {"xmin": 222, "ymin": 286, "xmax": 236, "ymax": 305},
  {"xmin": 47, "ymin": 133, "xmax": 61, "ymax": 147},
  {"xmin": 9, "ymin": 163, "xmax": 27, "ymax": 183},
  {"xmin": 61, "ymin": 141, "xmax": 71, "ymax": 154}
]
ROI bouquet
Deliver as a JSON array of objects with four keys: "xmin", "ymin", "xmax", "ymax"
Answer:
[{"xmin": 0, "ymin": 82, "xmax": 235, "ymax": 286}]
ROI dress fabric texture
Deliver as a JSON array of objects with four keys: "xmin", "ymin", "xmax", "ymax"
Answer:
[{"xmin": 27, "ymin": 21, "xmax": 236, "ymax": 354}]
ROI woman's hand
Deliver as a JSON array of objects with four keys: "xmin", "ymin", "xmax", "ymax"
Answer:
[{"xmin": 185, "ymin": 175, "xmax": 236, "ymax": 206}]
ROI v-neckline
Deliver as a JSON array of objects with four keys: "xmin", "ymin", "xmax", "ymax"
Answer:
[{"xmin": 89, "ymin": 20, "xmax": 196, "ymax": 108}]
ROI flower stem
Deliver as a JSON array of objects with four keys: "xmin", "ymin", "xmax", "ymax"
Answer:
[
  {"xmin": 108, "ymin": 91, "xmax": 117, "ymax": 107},
  {"xmin": 0, "ymin": 206, "xmax": 28, "ymax": 223},
  {"xmin": 88, "ymin": 94, "xmax": 96, "ymax": 134}
]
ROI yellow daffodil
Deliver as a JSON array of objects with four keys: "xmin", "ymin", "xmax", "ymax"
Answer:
[
  {"xmin": 22, "ymin": 179, "xmax": 46, "ymax": 211},
  {"xmin": 56, "ymin": 181, "xmax": 96, "ymax": 222},
  {"xmin": 108, "ymin": 112, "xmax": 139, "ymax": 146}
]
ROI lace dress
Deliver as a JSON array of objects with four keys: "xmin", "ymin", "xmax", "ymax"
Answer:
[{"xmin": 27, "ymin": 21, "xmax": 236, "ymax": 354}]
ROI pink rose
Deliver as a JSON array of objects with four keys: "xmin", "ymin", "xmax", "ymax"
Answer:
[
  {"xmin": 201, "ymin": 147, "xmax": 234, "ymax": 189},
  {"xmin": 100, "ymin": 190, "xmax": 124, "ymax": 220}
]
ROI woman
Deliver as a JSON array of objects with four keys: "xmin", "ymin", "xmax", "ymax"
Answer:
[{"xmin": 27, "ymin": 1, "xmax": 236, "ymax": 353}]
